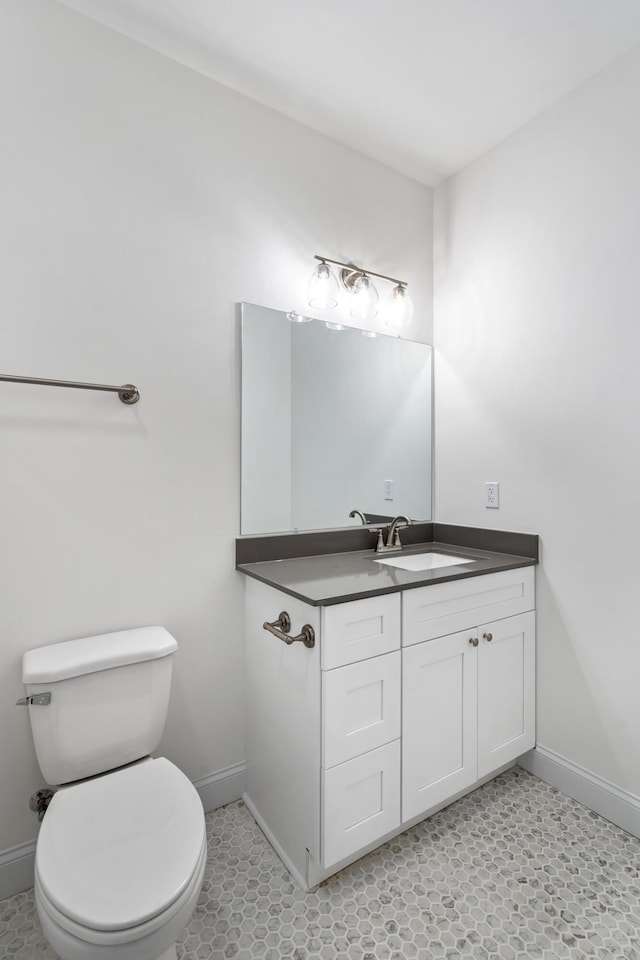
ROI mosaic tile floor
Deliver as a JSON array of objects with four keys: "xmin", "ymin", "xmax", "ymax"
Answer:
[{"xmin": 1, "ymin": 768, "xmax": 639, "ymax": 960}]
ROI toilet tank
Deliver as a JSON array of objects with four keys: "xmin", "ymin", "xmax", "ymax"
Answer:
[{"xmin": 22, "ymin": 626, "xmax": 178, "ymax": 786}]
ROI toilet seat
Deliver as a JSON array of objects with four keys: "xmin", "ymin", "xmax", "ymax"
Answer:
[
  {"xmin": 35, "ymin": 757, "xmax": 206, "ymax": 935},
  {"xmin": 35, "ymin": 837, "xmax": 206, "ymax": 952}
]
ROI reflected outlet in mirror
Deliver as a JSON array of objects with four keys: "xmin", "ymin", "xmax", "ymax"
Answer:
[{"xmin": 373, "ymin": 552, "xmax": 476, "ymax": 571}]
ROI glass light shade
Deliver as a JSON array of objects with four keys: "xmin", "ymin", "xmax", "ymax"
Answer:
[
  {"xmin": 350, "ymin": 274, "xmax": 379, "ymax": 321},
  {"xmin": 287, "ymin": 311, "xmax": 313, "ymax": 323},
  {"xmin": 308, "ymin": 261, "xmax": 339, "ymax": 309},
  {"xmin": 361, "ymin": 329, "xmax": 378, "ymax": 338},
  {"xmin": 384, "ymin": 284, "xmax": 413, "ymax": 331},
  {"xmin": 325, "ymin": 321, "xmax": 346, "ymax": 331}
]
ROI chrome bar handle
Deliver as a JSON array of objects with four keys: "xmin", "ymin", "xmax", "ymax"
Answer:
[
  {"xmin": 16, "ymin": 693, "xmax": 51, "ymax": 706},
  {"xmin": 0, "ymin": 374, "xmax": 140, "ymax": 405},
  {"xmin": 263, "ymin": 612, "xmax": 316, "ymax": 649}
]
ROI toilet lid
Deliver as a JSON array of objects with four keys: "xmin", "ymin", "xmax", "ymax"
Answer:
[{"xmin": 36, "ymin": 758, "xmax": 206, "ymax": 932}]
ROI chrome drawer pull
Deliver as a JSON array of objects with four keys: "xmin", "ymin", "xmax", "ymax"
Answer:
[{"xmin": 263, "ymin": 612, "xmax": 315, "ymax": 649}]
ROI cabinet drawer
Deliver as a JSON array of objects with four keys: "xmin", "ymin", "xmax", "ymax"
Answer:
[
  {"xmin": 403, "ymin": 567, "xmax": 535, "ymax": 646},
  {"xmin": 322, "ymin": 740, "xmax": 400, "ymax": 868},
  {"xmin": 321, "ymin": 594, "xmax": 401, "ymax": 669},
  {"xmin": 322, "ymin": 651, "xmax": 401, "ymax": 768}
]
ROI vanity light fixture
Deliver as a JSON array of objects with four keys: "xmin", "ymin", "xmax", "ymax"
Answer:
[
  {"xmin": 308, "ymin": 259, "xmax": 339, "ymax": 309},
  {"xmin": 350, "ymin": 273, "xmax": 379, "ymax": 322},
  {"xmin": 384, "ymin": 282, "xmax": 414, "ymax": 331},
  {"xmin": 308, "ymin": 255, "xmax": 412, "ymax": 331}
]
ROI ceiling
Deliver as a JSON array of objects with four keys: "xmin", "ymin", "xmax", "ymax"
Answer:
[{"xmin": 57, "ymin": 0, "xmax": 640, "ymax": 186}]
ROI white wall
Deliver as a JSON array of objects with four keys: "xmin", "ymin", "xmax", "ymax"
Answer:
[
  {"xmin": 434, "ymin": 44, "xmax": 640, "ymax": 802},
  {"xmin": 0, "ymin": 0, "xmax": 433, "ymax": 860}
]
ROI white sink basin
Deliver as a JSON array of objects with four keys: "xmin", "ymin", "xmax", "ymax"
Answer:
[{"xmin": 374, "ymin": 551, "xmax": 476, "ymax": 571}]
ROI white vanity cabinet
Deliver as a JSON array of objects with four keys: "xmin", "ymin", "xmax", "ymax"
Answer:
[
  {"xmin": 244, "ymin": 580, "xmax": 402, "ymax": 887},
  {"xmin": 401, "ymin": 568, "xmax": 535, "ymax": 821},
  {"xmin": 244, "ymin": 565, "xmax": 535, "ymax": 890}
]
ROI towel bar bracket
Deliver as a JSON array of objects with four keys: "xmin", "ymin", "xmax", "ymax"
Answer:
[{"xmin": 118, "ymin": 384, "xmax": 140, "ymax": 404}]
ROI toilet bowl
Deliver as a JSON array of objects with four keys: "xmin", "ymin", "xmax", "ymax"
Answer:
[
  {"xmin": 34, "ymin": 758, "xmax": 206, "ymax": 960},
  {"xmin": 20, "ymin": 627, "xmax": 207, "ymax": 960}
]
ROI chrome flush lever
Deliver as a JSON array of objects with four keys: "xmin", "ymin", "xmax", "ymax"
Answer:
[{"xmin": 16, "ymin": 693, "xmax": 51, "ymax": 706}]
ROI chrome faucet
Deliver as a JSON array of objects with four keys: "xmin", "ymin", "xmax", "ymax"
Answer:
[
  {"xmin": 349, "ymin": 509, "xmax": 367, "ymax": 525},
  {"xmin": 375, "ymin": 515, "xmax": 412, "ymax": 553}
]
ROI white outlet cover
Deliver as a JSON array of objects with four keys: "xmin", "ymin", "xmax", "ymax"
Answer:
[{"xmin": 485, "ymin": 482, "xmax": 500, "ymax": 508}]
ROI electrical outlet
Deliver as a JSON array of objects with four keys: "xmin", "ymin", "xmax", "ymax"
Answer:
[
  {"xmin": 384, "ymin": 480, "xmax": 394, "ymax": 501},
  {"xmin": 485, "ymin": 482, "xmax": 500, "ymax": 509}
]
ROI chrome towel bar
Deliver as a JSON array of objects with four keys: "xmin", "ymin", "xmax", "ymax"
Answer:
[
  {"xmin": 263, "ymin": 612, "xmax": 315, "ymax": 649},
  {"xmin": 0, "ymin": 373, "xmax": 140, "ymax": 404}
]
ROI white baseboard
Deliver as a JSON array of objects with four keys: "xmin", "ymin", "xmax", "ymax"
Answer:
[
  {"xmin": 518, "ymin": 745, "xmax": 640, "ymax": 839},
  {"xmin": 0, "ymin": 840, "xmax": 37, "ymax": 902},
  {"xmin": 0, "ymin": 761, "xmax": 247, "ymax": 903},
  {"xmin": 193, "ymin": 761, "xmax": 246, "ymax": 813}
]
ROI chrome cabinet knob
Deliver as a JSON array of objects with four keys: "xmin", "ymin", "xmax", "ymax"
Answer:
[
  {"xmin": 483, "ymin": 632, "xmax": 493, "ymax": 642},
  {"xmin": 469, "ymin": 636, "xmax": 479, "ymax": 647}
]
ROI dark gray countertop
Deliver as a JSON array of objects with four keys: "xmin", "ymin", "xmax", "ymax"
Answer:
[{"xmin": 237, "ymin": 540, "xmax": 537, "ymax": 606}]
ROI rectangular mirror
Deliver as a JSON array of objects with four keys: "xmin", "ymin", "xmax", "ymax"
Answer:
[{"xmin": 240, "ymin": 303, "xmax": 432, "ymax": 535}]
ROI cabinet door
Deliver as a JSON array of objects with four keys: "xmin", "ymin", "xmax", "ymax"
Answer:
[
  {"xmin": 477, "ymin": 611, "xmax": 535, "ymax": 779},
  {"xmin": 322, "ymin": 740, "xmax": 401, "ymax": 868},
  {"xmin": 323, "ymin": 651, "xmax": 401, "ymax": 768},
  {"xmin": 402, "ymin": 630, "xmax": 478, "ymax": 822}
]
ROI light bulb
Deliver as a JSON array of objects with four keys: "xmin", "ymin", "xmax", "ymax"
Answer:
[
  {"xmin": 385, "ymin": 284, "xmax": 413, "ymax": 331},
  {"xmin": 308, "ymin": 261, "xmax": 339, "ymax": 310},
  {"xmin": 350, "ymin": 274, "xmax": 378, "ymax": 321}
]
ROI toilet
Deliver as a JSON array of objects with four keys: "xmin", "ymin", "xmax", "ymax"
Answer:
[{"xmin": 20, "ymin": 626, "xmax": 207, "ymax": 960}]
